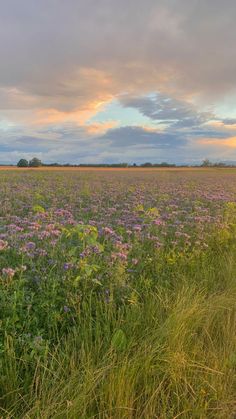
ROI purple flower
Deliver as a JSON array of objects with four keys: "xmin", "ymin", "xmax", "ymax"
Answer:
[
  {"xmin": 63, "ymin": 305, "xmax": 70, "ymax": 313},
  {"xmin": 25, "ymin": 242, "xmax": 36, "ymax": 250},
  {"xmin": 103, "ymin": 226, "xmax": 114, "ymax": 235},
  {"xmin": 63, "ymin": 262, "xmax": 74, "ymax": 270}
]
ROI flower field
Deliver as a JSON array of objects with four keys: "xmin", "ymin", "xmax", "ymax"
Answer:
[{"xmin": 0, "ymin": 168, "xmax": 236, "ymax": 418}]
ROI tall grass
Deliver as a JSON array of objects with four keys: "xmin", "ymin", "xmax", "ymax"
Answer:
[{"xmin": 1, "ymin": 231, "xmax": 236, "ymax": 418}]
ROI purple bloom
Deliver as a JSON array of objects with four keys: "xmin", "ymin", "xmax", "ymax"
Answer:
[
  {"xmin": 63, "ymin": 262, "xmax": 74, "ymax": 270},
  {"xmin": 63, "ymin": 305, "xmax": 70, "ymax": 313},
  {"xmin": 25, "ymin": 242, "xmax": 36, "ymax": 250}
]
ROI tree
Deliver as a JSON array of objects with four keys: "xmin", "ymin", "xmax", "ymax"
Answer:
[
  {"xmin": 213, "ymin": 162, "xmax": 226, "ymax": 167},
  {"xmin": 201, "ymin": 159, "xmax": 212, "ymax": 167},
  {"xmin": 141, "ymin": 162, "xmax": 153, "ymax": 167},
  {"xmin": 17, "ymin": 159, "xmax": 29, "ymax": 167},
  {"xmin": 29, "ymin": 157, "xmax": 42, "ymax": 167}
]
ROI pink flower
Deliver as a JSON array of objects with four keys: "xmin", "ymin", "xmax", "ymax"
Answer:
[
  {"xmin": 111, "ymin": 252, "xmax": 127, "ymax": 261},
  {"xmin": 103, "ymin": 227, "xmax": 114, "ymax": 235},
  {"xmin": 2, "ymin": 268, "xmax": 16, "ymax": 278},
  {"xmin": 153, "ymin": 219, "xmax": 164, "ymax": 226},
  {"xmin": 0, "ymin": 240, "xmax": 8, "ymax": 251}
]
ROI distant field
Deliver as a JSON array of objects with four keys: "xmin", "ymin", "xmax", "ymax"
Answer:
[
  {"xmin": 1, "ymin": 165, "xmax": 236, "ymax": 172},
  {"xmin": 0, "ymin": 169, "xmax": 235, "ymax": 418}
]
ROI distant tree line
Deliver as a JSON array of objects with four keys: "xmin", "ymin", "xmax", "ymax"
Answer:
[
  {"xmin": 140, "ymin": 162, "xmax": 176, "ymax": 167},
  {"xmin": 16, "ymin": 157, "xmax": 235, "ymax": 168},
  {"xmin": 201, "ymin": 159, "xmax": 230, "ymax": 167},
  {"xmin": 17, "ymin": 158, "xmax": 178, "ymax": 168},
  {"xmin": 17, "ymin": 157, "xmax": 42, "ymax": 167}
]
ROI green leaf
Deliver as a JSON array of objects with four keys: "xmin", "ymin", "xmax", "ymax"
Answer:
[
  {"xmin": 73, "ymin": 275, "xmax": 81, "ymax": 285},
  {"xmin": 91, "ymin": 278, "xmax": 102, "ymax": 286},
  {"xmin": 111, "ymin": 329, "xmax": 127, "ymax": 352},
  {"xmin": 68, "ymin": 247, "xmax": 77, "ymax": 257},
  {"xmin": 32, "ymin": 204, "xmax": 45, "ymax": 214}
]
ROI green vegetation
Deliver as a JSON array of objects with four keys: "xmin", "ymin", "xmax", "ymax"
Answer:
[
  {"xmin": 17, "ymin": 159, "xmax": 29, "ymax": 168},
  {"xmin": 0, "ymin": 170, "xmax": 235, "ymax": 418},
  {"xmin": 29, "ymin": 157, "xmax": 43, "ymax": 167},
  {"xmin": 17, "ymin": 158, "xmax": 43, "ymax": 168}
]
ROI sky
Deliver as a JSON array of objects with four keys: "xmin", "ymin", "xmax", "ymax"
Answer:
[{"xmin": 1, "ymin": 0, "xmax": 236, "ymax": 164}]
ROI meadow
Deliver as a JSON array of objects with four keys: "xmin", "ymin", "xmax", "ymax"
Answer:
[{"xmin": 0, "ymin": 168, "xmax": 235, "ymax": 418}]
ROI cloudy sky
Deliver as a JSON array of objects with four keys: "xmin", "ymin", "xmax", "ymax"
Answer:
[{"xmin": 1, "ymin": 0, "xmax": 236, "ymax": 164}]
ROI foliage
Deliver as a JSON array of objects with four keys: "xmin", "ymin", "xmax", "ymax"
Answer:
[
  {"xmin": 29, "ymin": 157, "xmax": 42, "ymax": 167},
  {"xmin": 201, "ymin": 158, "xmax": 212, "ymax": 167},
  {"xmin": 17, "ymin": 158, "xmax": 28, "ymax": 167}
]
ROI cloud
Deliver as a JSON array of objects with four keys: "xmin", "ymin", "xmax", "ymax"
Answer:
[
  {"xmin": 120, "ymin": 93, "xmax": 213, "ymax": 128},
  {"xmin": 1, "ymin": 1, "xmax": 236, "ymax": 163},
  {"xmin": 99, "ymin": 126, "xmax": 187, "ymax": 148},
  {"xmin": 1, "ymin": 0, "xmax": 236, "ymax": 114},
  {"xmin": 85, "ymin": 121, "xmax": 118, "ymax": 135},
  {"xmin": 1, "ymin": 120, "xmax": 236, "ymax": 165},
  {"xmin": 119, "ymin": 93, "xmax": 236, "ymax": 143},
  {"xmin": 221, "ymin": 118, "xmax": 236, "ymax": 126}
]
